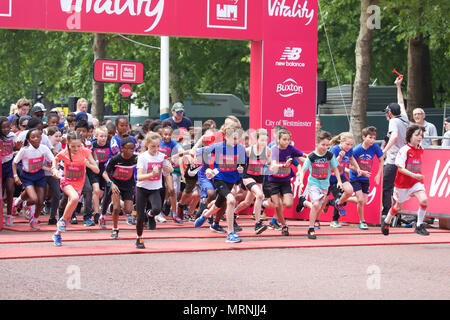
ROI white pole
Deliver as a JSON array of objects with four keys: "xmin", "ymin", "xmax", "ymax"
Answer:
[{"xmin": 160, "ymin": 36, "xmax": 170, "ymax": 120}]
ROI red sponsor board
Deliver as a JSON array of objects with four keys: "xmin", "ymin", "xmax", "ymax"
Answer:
[
  {"xmin": 93, "ymin": 59, "xmax": 144, "ymax": 84},
  {"xmin": 400, "ymin": 149, "xmax": 450, "ymax": 217}
]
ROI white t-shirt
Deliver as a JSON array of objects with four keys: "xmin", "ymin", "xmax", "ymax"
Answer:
[
  {"xmin": 1, "ymin": 132, "xmax": 17, "ymax": 163},
  {"xmin": 13, "ymin": 144, "xmax": 54, "ymax": 173},
  {"xmin": 17, "ymin": 130, "xmax": 54, "ymax": 151},
  {"xmin": 136, "ymin": 151, "xmax": 171, "ymax": 190},
  {"xmin": 385, "ymin": 111, "xmax": 409, "ymax": 165}
]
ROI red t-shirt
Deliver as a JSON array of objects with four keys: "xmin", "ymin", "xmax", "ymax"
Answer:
[
  {"xmin": 394, "ymin": 144, "xmax": 423, "ymax": 189},
  {"xmin": 56, "ymin": 147, "xmax": 92, "ymax": 191}
]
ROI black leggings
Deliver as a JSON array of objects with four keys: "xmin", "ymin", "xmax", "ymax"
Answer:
[{"xmin": 136, "ymin": 187, "xmax": 162, "ymax": 236}]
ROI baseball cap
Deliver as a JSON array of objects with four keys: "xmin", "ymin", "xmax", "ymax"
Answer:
[
  {"xmin": 30, "ymin": 103, "xmax": 46, "ymax": 114},
  {"xmin": 75, "ymin": 112, "xmax": 88, "ymax": 121},
  {"xmin": 383, "ymin": 103, "xmax": 401, "ymax": 116},
  {"xmin": 445, "ymin": 116, "xmax": 450, "ymax": 123},
  {"xmin": 172, "ymin": 102, "xmax": 184, "ymax": 112}
]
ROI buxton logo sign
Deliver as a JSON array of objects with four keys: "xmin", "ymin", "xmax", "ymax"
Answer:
[
  {"xmin": 268, "ymin": 0, "xmax": 315, "ymax": 26},
  {"xmin": 59, "ymin": 0, "xmax": 165, "ymax": 32},
  {"xmin": 276, "ymin": 78, "xmax": 303, "ymax": 97},
  {"xmin": 207, "ymin": 0, "xmax": 247, "ymax": 30}
]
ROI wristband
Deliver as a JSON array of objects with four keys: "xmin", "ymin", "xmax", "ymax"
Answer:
[{"xmin": 107, "ymin": 181, "xmax": 112, "ymax": 188}]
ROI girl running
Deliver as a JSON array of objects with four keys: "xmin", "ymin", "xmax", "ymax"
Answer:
[
  {"xmin": 381, "ymin": 124, "xmax": 430, "ymax": 236},
  {"xmin": 51, "ymin": 131, "xmax": 99, "ymax": 246},
  {"xmin": 12, "ymin": 128, "xmax": 54, "ymax": 230},
  {"xmin": 104, "ymin": 137, "xmax": 137, "ymax": 239},
  {"xmin": 234, "ymin": 128, "xmax": 271, "ymax": 234},
  {"xmin": 135, "ymin": 132, "xmax": 173, "ymax": 249},
  {"xmin": 267, "ymin": 129, "xmax": 305, "ymax": 236}
]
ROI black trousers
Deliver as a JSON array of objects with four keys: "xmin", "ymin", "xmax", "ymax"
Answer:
[
  {"xmin": 136, "ymin": 187, "xmax": 162, "ymax": 237},
  {"xmin": 382, "ymin": 164, "xmax": 397, "ymax": 217}
]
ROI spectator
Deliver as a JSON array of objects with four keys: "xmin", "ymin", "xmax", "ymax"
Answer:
[
  {"xmin": 8, "ymin": 98, "xmax": 31, "ymax": 124},
  {"xmin": 30, "ymin": 103, "xmax": 46, "ymax": 121},
  {"xmin": 169, "ymin": 102, "xmax": 193, "ymax": 131},
  {"xmin": 412, "ymin": 108, "xmax": 438, "ymax": 147},
  {"xmin": 75, "ymin": 98, "xmax": 94, "ymax": 124},
  {"xmin": 443, "ymin": 116, "xmax": 450, "ymax": 147},
  {"xmin": 381, "ymin": 76, "xmax": 409, "ymax": 220}
]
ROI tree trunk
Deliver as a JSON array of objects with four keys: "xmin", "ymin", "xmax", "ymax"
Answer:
[
  {"xmin": 92, "ymin": 33, "xmax": 106, "ymax": 122},
  {"xmin": 351, "ymin": 0, "xmax": 377, "ymax": 144},
  {"xmin": 407, "ymin": 35, "xmax": 434, "ymax": 117}
]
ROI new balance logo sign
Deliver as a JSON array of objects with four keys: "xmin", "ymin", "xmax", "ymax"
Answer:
[
  {"xmin": 276, "ymin": 47, "xmax": 306, "ymax": 68},
  {"xmin": 281, "ymin": 47, "xmax": 302, "ymax": 61}
]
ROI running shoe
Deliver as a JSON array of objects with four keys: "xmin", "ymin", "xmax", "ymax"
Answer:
[
  {"xmin": 172, "ymin": 214, "xmax": 184, "ymax": 224},
  {"xmin": 269, "ymin": 220, "xmax": 282, "ymax": 230},
  {"xmin": 70, "ymin": 216, "xmax": 78, "ymax": 224},
  {"xmin": 359, "ymin": 221, "xmax": 369, "ymax": 230},
  {"xmin": 381, "ymin": 220, "xmax": 390, "ymax": 236},
  {"xmin": 307, "ymin": 228, "xmax": 317, "ymax": 239},
  {"xmin": 126, "ymin": 214, "xmax": 136, "ymax": 225},
  {"xmin": 414, "ymin": 224, "xmax": 430, "ymax": 236},
  {"xmin": 281, "ymin": 225, "xmax": 289, "ymax": 236},
  {"xmin": 83, "ymin": 217, "xmax": 95, "ymax": 227},
  {"xmin": 110, "ymin": 229, "xmax": 119, "ymax": 239},
  {"xmin": 30, "ymin": 218, "xmax": 40, "ymax": 230},
  {"xmin": 255, "ymin": 221, "xmax": 268, "ymax": 235},
  {"xmin": 226, "ymin": 232, "xmax": 242, "ymax": 243},
  {"xmin": 336, "ymin": 202, "xmax": 347, "ymax": 216},
  {"xmin": 210, "ymin": 223, "xmax": 226, "ymax": 233},
  {"xmin": 99, "ymin": 215, "xmax": 106, "ymax": 229},
  {"xmin": 48, "ymin": 217, "xmax": 57, "ymax": 225},
  {"xmin": 93, "ymin": 213, "xmax": 100, "ymax": 224},
  {"xmin": 57, "ymin": 218, "xmax": 67, "ymax": 232},
  {"xmin": 295, "ymin": 195, "xmax": 306, "ymax": 213},
  {"xmin": 52, "ymin": 232, "xmax": 62, "ymax": 246},
  {"xmin": 314, "ymin": 220, "xmax": 321, "ymax": 229},
  {"xmin": 194, "ymin": 215, "xmax": 206, "ymax": 228},
  {"xmin": 155, "ymin": 212, "xmax": 167, "ymax": 223},
  {"xmin": 23, "ymin": 204, "xmax": 32, "ymax": 220},
  {"xmin": 330, "ymin": 220, "xmax": 342, "ymax": 228},
  {"xmin": 5, "ymin": 215, "xmax": 13, "ymax": 226},
  {"xmin": 136, "ymin": 237, "xmax": 145, "ymax": 249}
]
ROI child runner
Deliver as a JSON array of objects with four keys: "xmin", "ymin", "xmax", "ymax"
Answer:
[
  {"xmin": 51, "ymin": 131, "xmax": 99, "ymax": 246},
  {"xmin": 234, "ymin": 128, "xmax": 271, "ymax": 234},
  {"xmin": 110, "ymin": 116, "xmax": 137, "ymax": 225},
  {"xmin": 12, "ymin": 128, "xmax": 55, "ymax": 230},
  {"xmin": 298, "ymin": 131, "xmax": 342, "ymax": 239},
  {"xmin": 349, "ymin": 126, "xmax": 384, "ymax": 230},
  {"xmin": 267, "ymin": 129, "xmax": 304, "ymax": 236},
  {"xmin": 323, "ymin": 132, "xmax": 362, "ymax": 228},
  {"xmin": 44, "ymin": 126, "xmax": 62, "ymax": 225},
  {"xmin": 1, "ymin": 116, "xmax": 22, "ymax": 226},
  {"xmin": 135, "ymin": 132, "xmax": 173, "ymax": 249},
  {"xmin": 381, "ymin": 124, "xmax": 430, "ymax": 236},
  {"xmin": 194, "ymin": 122, "xmax": 247, "ymax": 243},
  {"xmin": 89, "ymin": 126, "xmax": 111, "ymax": 226},
  {"xmin": 104, "ymin": 136, "xmax": 137, "ymax": 239}
]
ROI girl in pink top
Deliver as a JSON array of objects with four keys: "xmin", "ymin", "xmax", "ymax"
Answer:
[{"xmin": 51, "ymin": 131, "xmax": 99, "ymax": 246}]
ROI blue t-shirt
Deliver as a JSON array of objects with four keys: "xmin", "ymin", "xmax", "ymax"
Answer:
[
  {"xmin": 303, "ymin": 150, "xmax": 339, "ymax": 190},
  {"xmin": 349, "ymin": 143, "xmax": 383, "ymax": 181},
  {"xmin": 330, "ymin": 145, "xmax": 353, "ymax": 183},
  {"xmin": 206, "ymin": 142, "xmax": 247, "ymax": 184},
  {"xmin": 169, "ymin": 117, "xmax": 193, "ymax": 131}
]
